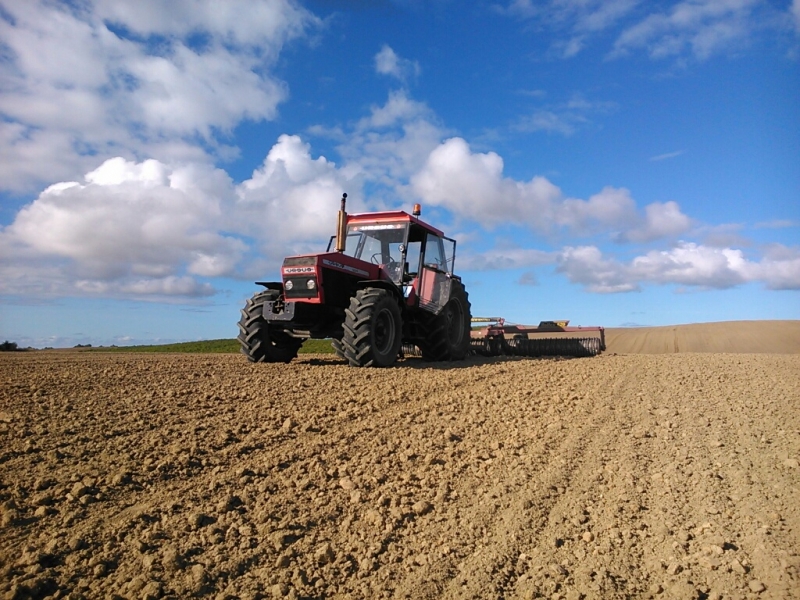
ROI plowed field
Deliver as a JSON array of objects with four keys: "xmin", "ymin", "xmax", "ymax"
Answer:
[{"xmin": 2, "ymin": 341, "xmax": 799, "ymax": 599}]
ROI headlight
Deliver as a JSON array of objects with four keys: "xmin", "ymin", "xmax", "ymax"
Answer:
[
  {"xmin": 306, "ymin": 279, "xmax": 316, "ymax": 290},
  {"xmin": 284, "ymin": 280, "xmax": 294, "ymax": 290}
]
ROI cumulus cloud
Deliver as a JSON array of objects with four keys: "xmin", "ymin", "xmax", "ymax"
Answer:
[
  {"xmin": 374, "ymin": 45, "xmax": 420, "ymax": 82},
  {"xmin": 411, "ymin": 137, "xmax": 691, "ymax": 240},
  {"xmin": 337, "ymin": 90, "xmax": 446, "ymax": 191},
  {"xmin": 0, "ymin": 156, "xmax": 242, "ymax": 298},
  {"xmin": 618, "ymin": 201, "xmax": 694, "ymax": 243},
  {"xmin": 556, "ymin": 242, "xmax": 800, "ymax": 292},
  {"xmin": 753, "ymin": 244, "xmax": 800, "ymax": 290},
  {"xmin": 0, "ymin": 0, "xmax": 319, "ymax": 191},
  {"xmin": 236, "ymin": 134, "xmax": 363, "ymax": 256},
  {"xmin": 631, "ymin": 243, "xmax": 748, "ymax": 288},
  {"xmin": 0, "ymin": 87, "xmax": 444, "ymax": 300},
  {"xmin": 557, "ymin": 246, "xmax": 639, "ymax": 293},
  {"xmin": 559, "ymin": 186, "xmax": 639, "ymax": 233}
]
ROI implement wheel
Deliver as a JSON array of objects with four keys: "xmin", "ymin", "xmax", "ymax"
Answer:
[
  {"xmin": 420, "ymin": 280, "xmax": 472, "ymax": 361},
  {"xmin": 341, "ymin": 288, "xmax": 402, "ymax": 367},
  {"xmin": 238, "ymin": 291, "xmax": 302, "ymax": 363}
]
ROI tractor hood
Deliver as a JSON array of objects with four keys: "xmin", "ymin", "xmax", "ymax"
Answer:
[{"xmin": 280, "ymin": 252, "xmax": 383, "ymax": 303}]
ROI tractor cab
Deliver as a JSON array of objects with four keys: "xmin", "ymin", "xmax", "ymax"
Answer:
[{"xmin": 326, "ymin": 207, "xmax": 456, "ymax": 314}]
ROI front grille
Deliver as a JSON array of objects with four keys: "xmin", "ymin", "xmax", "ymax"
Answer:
[{"xmin": 284, "ymin": 277, "xmax": 318, "ymax": 299}]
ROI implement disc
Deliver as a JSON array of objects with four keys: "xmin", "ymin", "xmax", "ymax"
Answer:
[{"xmin": 471, "ymin": 336, "xmax": 602, "ymax": 357}]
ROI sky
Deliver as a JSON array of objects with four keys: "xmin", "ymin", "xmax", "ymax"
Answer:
[{"xmin": 0, "ymin": 0, "xmax": 798, "ymax": 348}]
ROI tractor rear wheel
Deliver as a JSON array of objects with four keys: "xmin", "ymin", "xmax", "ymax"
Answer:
[
  {"xmin": 420, "ymin": 280, "xmax": 471, "ymax": 361},
  {"xmin": 238, "ymin": 291, "xmax": 302, "ymax": 363},
  {"xmin": 330, "ymin": 338, "xmax": 346, "ymax": 360},
  {"xmin": 341, "ymin": 288, "xmax": 402, "ymax": 367}
]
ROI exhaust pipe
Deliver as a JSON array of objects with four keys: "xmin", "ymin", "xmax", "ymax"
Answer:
[{"xmin": 335, "ymin": 193, "xmax": 348, "ymax": 253}]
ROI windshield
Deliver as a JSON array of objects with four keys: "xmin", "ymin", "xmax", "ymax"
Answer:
[{"xmin": 342, "ymin": 222, "xmax": 408, "ymax": 263}]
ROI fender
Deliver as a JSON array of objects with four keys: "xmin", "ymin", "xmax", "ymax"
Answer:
[
  {"xmin": 354, "ymin": 280, "xmax": 404, "ymax": 304},
  {"xmin": 256, "ymin": 281, "xmax": 283, "ymax": 292}
]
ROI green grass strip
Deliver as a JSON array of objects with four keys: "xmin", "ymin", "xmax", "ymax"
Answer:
[{"xmin": 94, "ymin": 338, "xmax": 335, "ymax": 354}]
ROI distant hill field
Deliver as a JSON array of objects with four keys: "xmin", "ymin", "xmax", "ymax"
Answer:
[{"xmin": 604, "ymin": 320, "xmax": 800, "ymax": 354}]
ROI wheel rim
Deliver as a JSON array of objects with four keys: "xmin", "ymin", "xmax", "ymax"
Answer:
[
  {"xmin": 446, "ymin": 300, "xmax": 464, "ymax": 346},
  {"xmin": 373, "ymin": 307, "xmax": 396, "ymax": 355}
]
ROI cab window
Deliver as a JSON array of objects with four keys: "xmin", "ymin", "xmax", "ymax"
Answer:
[{"xmin": 423, "ymin": 233, "xmax": 445, "ymax": 271}]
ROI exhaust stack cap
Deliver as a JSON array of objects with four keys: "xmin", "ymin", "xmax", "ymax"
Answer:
[{"xmin": 412, "ymin": 203, "xmax": 421, "ymax": 216}]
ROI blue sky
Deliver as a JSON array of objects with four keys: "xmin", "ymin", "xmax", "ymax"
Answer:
[{"xmin": 1, "ymin": 0, "xmax": 798, "ymax": 348}]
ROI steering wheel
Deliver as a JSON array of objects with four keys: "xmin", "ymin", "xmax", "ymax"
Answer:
[
  {"xmin": 371, "ymin": 253, "xmax": 398, "ymax": 267},
  {"xmin": 371, "ymin": 253, "xmax": 401, "ymax": 277}
]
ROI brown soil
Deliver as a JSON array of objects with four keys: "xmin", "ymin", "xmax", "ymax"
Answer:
[
  {"xmin": 1, "ymin": 333, "xmax": 799, "ymax": 599},
  {"xmin": 605, "ymin": 321, "xmax": 800, "ymax": 355}
]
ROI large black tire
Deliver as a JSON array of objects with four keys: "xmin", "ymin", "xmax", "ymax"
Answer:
[
  {"xmin": 330, "ymin": 338, "xmax": 346, "ymax": 360},
  {"xmin": 238, "ymin": 291, "xmax": 302, "ymax": 363},
  {"xmin": 419, "ymin": 280, "xmax": 472, "ymax": 361},
  {"xmin": 341, "ymin": 288, "xmax": 402, "ymax": 367}
]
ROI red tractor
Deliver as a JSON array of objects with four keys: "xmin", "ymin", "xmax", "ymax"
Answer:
[{"xmin": 238, "ymin": 194, "xmax": 471, "ymax": 367}]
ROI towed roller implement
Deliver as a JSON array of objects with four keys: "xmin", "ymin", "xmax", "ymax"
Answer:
[{"xmin": 470, "ymin": 317, "xmax": 605, "ymax": 358}]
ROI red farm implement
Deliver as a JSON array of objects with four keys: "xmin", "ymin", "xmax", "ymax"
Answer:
[{"xmin": 469, "ymin": 317, "xmax": 606, "ymax": 358}]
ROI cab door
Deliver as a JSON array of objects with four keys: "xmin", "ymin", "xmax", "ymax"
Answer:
[{"xmin": 418, "ymin": 233, "xmax": 454, "ymax": 315}]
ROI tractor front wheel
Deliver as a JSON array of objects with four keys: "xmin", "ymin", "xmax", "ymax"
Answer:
[
  {"xmin": 238, "ymin": 291, "xmax": 302, "ymax": 363},
  {"xmin": 341, "ymin": 288, "xmax": 402, "ymax": 367}
]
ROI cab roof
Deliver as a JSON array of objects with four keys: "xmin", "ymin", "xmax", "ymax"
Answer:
[{"xmin": 346, "ymin": 210, "xmax": 444, "ymax": 237}]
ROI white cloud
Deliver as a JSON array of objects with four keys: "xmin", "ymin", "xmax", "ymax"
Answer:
[
  {"xmin": 649, "ymin": 150, "xmax": 685, "ymax": 161},
  {"xmin": 374, "ymin": 45, "xmax": 420, "ymax": 82},
  {"xmin": 612, "ymin": 0, "xmax": 761, "ymax": 60},
  {"xmin": 556, "ymin": 242, "xmax": 800, "ymax": 292},
  {"xmin": 518, "ymin": 271, "xmax": 539, "ymax": 286},
  {"xmin": 411, "ymin": 137, "xmax": 691, "ymax": 241},
  {"xmin": 0, "ymin": 157, "xmax": 242, "ymax": 298},
  {"xmin": 74, "ymin": 276, "xmax": 215, "ymax": 298},
  {"xmin": 503, "ymin": 0, "xmax": 786, "ymax": 61},
  {"xmin": 0, "ymin": 88, "xmax": 444, "ymax": 300},
  {"xmin": 698, "ymin": 223, "xmax": 750, "ymax": 248},
  {"xmin": 504, "ymin": 0, "xmax": 635, "ymax": 33},
  {"xmin": 412, "ymin": 137, "xmax": 551, "ymax": 228},
  {"xmin": 236, "ymin": 135, "xmax": 362, "ymax": 252},
  {"xmin": 358, "ymin": 89, "xmax": 433, "ymax": 130},
  {"xmin": 459, "ymin": 247, "xmax": 554, "ymax": 271},
  {"xmin": 93, "ymin": 0, "xmax": 313, "ymax": 50},
  {"xmin": 794, "ymin": 0, "xmax": 800, "ymax": 31},
  {"xmin": 751, "ymin": 244, "xmax": 800, "ymax": 290},
  {"xmin": 0, "ymin": 0, "xmax": 318, "ymax": 191},
  {"xmin": 504, "ymin": 0, "xmax": 639, "ymax": 55},
  {"xmin": 560, "ymin": 186, "xmax": 639, "ymax": 233},
  {"xmin": 631, "ymin": 242, "xmax": 748, "ymax": 288},
  {"xmin": 754, "ymin": 219, "xmax": 798, "ymax": 229},
  {"xmin": 619, "ymin": 200, "xmax": 693, "ymax": 243},
  {"xmin": 515, "ymin": 95, "xmax": 616, "ymax": 136},
  {"xmin": 0, "ymin": 65, "xmax": 792, "ymax": 305},
  {"xmin": 557, "ymin": 246, "xmax": 639, "ymax": 293},
  {"xmin": 338, "ymin": 90, "xmax": 446, "ymax": 191}
]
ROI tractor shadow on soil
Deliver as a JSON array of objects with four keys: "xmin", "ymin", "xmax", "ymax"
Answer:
[{"xmin": 296, "ymin": 354, "xmax": 576, "ymax": 370}]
